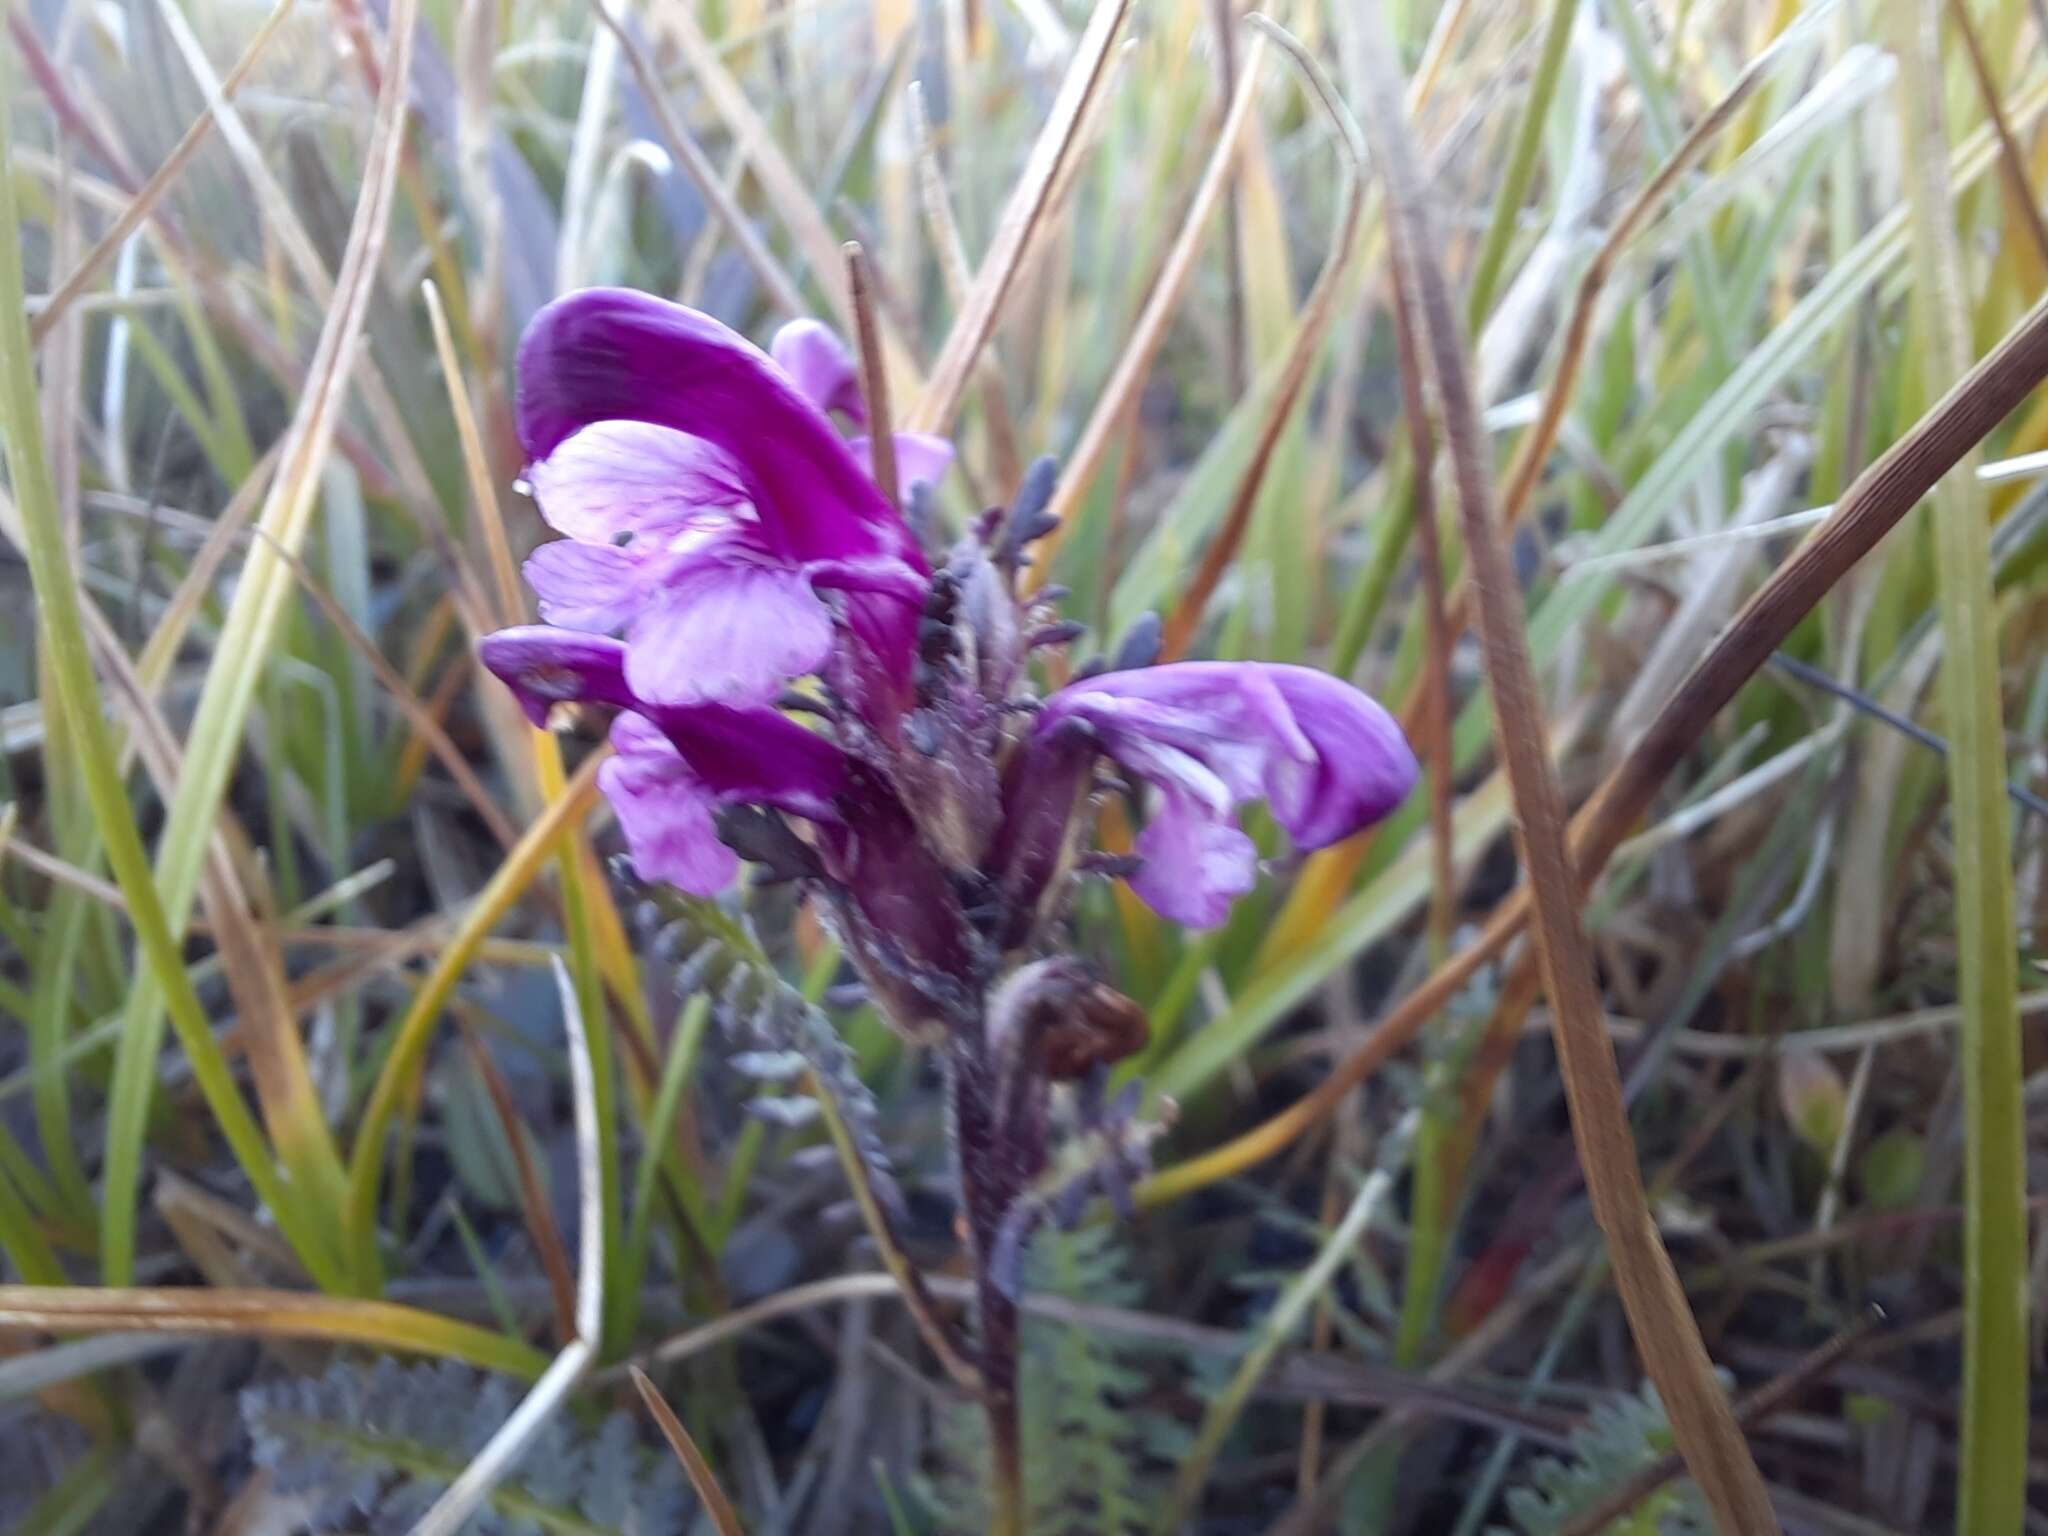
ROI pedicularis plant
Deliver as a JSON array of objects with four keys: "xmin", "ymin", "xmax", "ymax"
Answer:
[{"xmin": 480, "ymin": 288, "xmax": 1419, "ymax": 1527}]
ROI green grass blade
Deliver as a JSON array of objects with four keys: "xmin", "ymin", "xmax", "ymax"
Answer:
[
  {"xmin": 98, "ymin": 0, "xmax": 427, "ymax": 1282},
  {"xmin": 1893, "ymin": 6, "xmax": 2028, "ymax": 1525},
  {"xmin": 0, "ymin": 47, "xmax": 346, "ymax": 1292},
  {"xmin": 620, "ymin": 993, "xmax": 712, "ymax": 1337}
]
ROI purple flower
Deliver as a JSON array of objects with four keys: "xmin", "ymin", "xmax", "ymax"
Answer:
[
  {"xmin": 477, "ymin": 401, "xmax": 1421, "ymax": 1474},
  {"xmin": 514, "ymin": 290, "xmax": 948, "ymax": 712},
  {"xmin": 1016, "ymin": 662, "xmax": 1419, "ymax": 928},
  {"xmin": 479, "ymin": 623, "xmax": 975, "ymax": 1024},
  {"xmin": 479, "ymin": 306, "xmax": 1417, "ymax": 1031},
  {"xmin": 769, "ymin": 318, "xmax": 868, "ymax": 423},
  {"xmin": 480, "ymin": 627, "xmax": 847, "ymax": 895},
  {"xmin": 764, "ymin": 317, "xmax": 955, "ymax": 490}
]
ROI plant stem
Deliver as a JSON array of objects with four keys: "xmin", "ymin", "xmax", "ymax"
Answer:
[
  {"xmin": 946, "ymin": 1038, "xmax": 1027, "ymax": 1536},
  {"xmin": 812, "ymin": 1075, "xmax": 982, "ymax": 1392}
]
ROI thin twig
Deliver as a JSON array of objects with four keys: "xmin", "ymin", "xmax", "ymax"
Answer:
[
  {"xmin": 405, "ymin": 959, "xmax": 604, "ymax": 1536},
  {"xmin": 27, "ymin": 0, "xmax": 299, "ymax": 346},
  {"xmin": 629, "ymin": 1367, "xmax": 746, "ymax": 1536},
  {"xmin": 607, "ymin": 1265, "xmax": 1567, "ymax": 1443},
  {"xmin": 906, "ymin": 0, "xmax": 1132, "ymax": 437},
  {"xmin": 843, "ymin": 243, "xmax": 898, "ymax": 510},
  {"xmin": 1322, "ymin": 7, "xmax": 1777, "ymax": 1523},
  {"xmin": 1160, "ymin": 19, "xmax": 1364, "ymax": 657},
  {"xmin": 594, "ymin": 0, "xmax": 808, "ymax": 320}
]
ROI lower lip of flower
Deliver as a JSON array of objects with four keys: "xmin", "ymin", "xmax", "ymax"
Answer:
[{"xmin": 528, "ymin": 666, "xmax": 583, "ymax": 700}]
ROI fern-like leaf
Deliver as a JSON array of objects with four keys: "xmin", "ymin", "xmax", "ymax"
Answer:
[
  {"xmin": 239, "ymin": 1360, "xmax": 692, "ymax": 1535},
  {"xmin": 1495, "ymin": 1382, "xmax": 1710, "ymax": 1536},
  {"xmin": 630, "ymin": 876, "xmax": 904, "ymax": 1217},
  {"xmin": 926, "ymin": 1228, "xmax": 1190, "ymax": 1536}
]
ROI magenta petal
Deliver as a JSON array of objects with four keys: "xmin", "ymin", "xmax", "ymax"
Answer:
[
  {"xmin": 527, "ymin": 421, "xmax": 748, "ymax": 543},
  {"xmin": 1043, "ymin": 661, "xmax": 1416, "ymax": 847},
  {"xmin": 1031, "ymin": 660, "xmax": 1417, "ymax": 925},
  {"xmin": 624, "ymin": 561, "xmax": 835, "ymax": 706},
  {"xmin": 643, "ymin": 702, "xmax": 848, "ymax": 823},
  {"xmin": 517, "ymin": 289, "xmax": 919, "ymax": 572},
  {"xmin": 1127, "ymin": 793, "xmax": 1257, "ymax": 929},
  {"xmin": 769, "ymin": 318, "xmax": 865, "ymax": 423},
  {"xmin": 477, "ymin": 627, "xmax": 635, "ymax": 725},
  {"xmin": 599, "ymin": 716, "xmax": 738, "ymax": 895},
  {"xmin": 851, "ymin": 432, "xmax": 954, "ymax": 492},
  {"xmin": 1262, "ymin": 668, "xmax": 1419, "ymax": 846},
  {"xmin": 525, "ymin": 540, "xmax": 657, "ymax": 633},
  {"xmin": 802, "ymin": 554, "xmax": 930, "ymax": 604}
]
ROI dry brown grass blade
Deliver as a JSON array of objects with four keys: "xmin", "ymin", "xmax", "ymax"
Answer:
[
  {"xmin": 1334, "ymin": 8, "xmax": 1776, "ymax": 1524},
  {"xmin": 26, "ymin": 0, "xmax": 298, "ymax": 345},
  {"xmin": 417, "ymin": 274, "xmax": 556, "ymax": 825},
  {"xmin": 251, "ymin": 528, "xmax": 520, "ymax": 850},
  {"xmin": 1159, "ymin": 21, "xmax": 1362, "ymax": 660},
  {"xmin": 629, "ymin": 1367, "xmax": 746, "ymax": 1536},
  {"xmin": 0, "ymin": 1287, "xmax": 544, "ymax": 1378},
  {"xmin": 1141, "ymin": 269, "xmax": 2048, "ymax": 1233},
  {"xmin": 844, "ymin": 242, "xmax": 899, "ymax": 509},
  {"xmin": 1490, "ymin": 40, "xmax": 1771, "ymax": 541},
  {"xmin": 595, "ymin": 0, "xmax": 809, "ymax": 321},
  {"xmin": 908, "ymin": 81, "xmax": 1025, "ymax": 495},
  {"xmin": 421, "ymin": 280, "xmax": 523, "ymax": 631},
  {"xmin": 1385, "ymin": 263, "xmax": 1455, "ymax": 957},
  {"xmin": 454, "ymin": 1012, "xmax": 579, "ymax": 1345},
  {"xmin": 905, "ymin": 0, "xmax": 1132, "ymax": 438},
  {"xmin": 644, "ymin": 0, "xmax": 911, "ymax": 382},
  {"xmin": 1945, "ymin": 0, "xmax": 2048, "ymax": 276},
  {"xmin": 1028, "ymin": 31, "xmax": 1266, "ymax": 583},
  {"xmin": 1556, "ymin": 1313, "xmax": 1880, "ymax": 1536}
]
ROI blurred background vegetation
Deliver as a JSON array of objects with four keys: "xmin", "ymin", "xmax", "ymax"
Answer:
[{"xmin": 4, "ymin": 0, "xmax": 2048, "ymax": 1529}]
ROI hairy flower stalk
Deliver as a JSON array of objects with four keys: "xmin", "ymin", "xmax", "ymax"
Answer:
[{"xmin": 479, "ymin": 289, "xmax": 1419, "ymax": 1522}]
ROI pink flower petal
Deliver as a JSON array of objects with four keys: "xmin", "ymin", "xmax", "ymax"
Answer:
[
  {"xmin": 770, "ymin": 318, "xmax": 865, "ymax": 423},
  {"xmin": 528, "ymin": 420, "xmax": 748, "ymax": 544},
  {"xmin": 599, "ymin": 716, "xmax": 738, "ymax": 895},
  {"xmin": 851, "ymin": 432, "xmax": 955, "ymax": 492},
  {"xmin": 476, "ymin": 627, "xmax": 635, "ymax": 725},
  {"xmin": 1023, "ymin": 660, "xmax": 1418, "ymax": 927},
  {"xmin": 524, "ymin": 539, "xmax": 658, "ymax": 633},
  {"xmin": 517, "ymin": 290, "xmax": 918, "ymax": 572},
  {"xmin": 1127, "ymin": 792, "xmax": 1258, "ymax": 928},
  {"xmin": 624, "ymin": 561, "xmax": 836, "ymax": 706}
]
